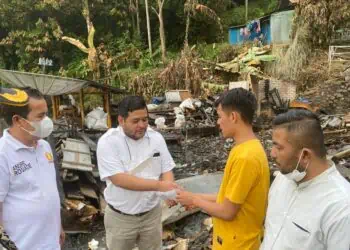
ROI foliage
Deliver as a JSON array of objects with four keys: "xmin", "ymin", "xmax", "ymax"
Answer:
[
  {"xmin": 197, "ymin": 42, "xmax": 239, "ymax": 62},
  {"xmin": 60, "ymin": 55, "xmax": 91, "ymax": 79},
  {"xmin": 273, "ymin": 0, "xmax": 350, "ymax": 82},
  {"xmin": 0, "ymin": 17, "xmax": 62, "ymax": 71},
  {"xmin": 159, "ymin": 46, "xmax": 204, "ymax": 96},
  {"xmin": 222, "ymin": 0, "xmax": 278, "ymax": 27},
  {"xmin": 291, "ymin": 0, "xmax": 350, "ymax": 47},
  {"xmin": 0, "ymin": 0, "xmax": 320, "ymax": 102}
]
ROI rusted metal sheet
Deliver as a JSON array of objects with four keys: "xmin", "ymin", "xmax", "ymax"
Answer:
[{"xmin": 165, "ymin": 90, "xmax": 192, "ymax": 103}]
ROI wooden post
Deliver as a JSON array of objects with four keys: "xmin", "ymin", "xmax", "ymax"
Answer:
[
  {"xmin": 51, "ymin": 96, "xmax": 57, "ymax": 120},
  {"xmin": 145, "ymin": 0, "xmax": 152, "ymax": 55},
  {"xmin": 79, "ymin": 89, "xmax": 85, "ymax": 129},
  {"xmin": 57, "ymin": 96, "xmax": 61, "ymax": 110},
  {"xmin": 105, "ymin": 91, "xmax": 112, "ymax": 128}
]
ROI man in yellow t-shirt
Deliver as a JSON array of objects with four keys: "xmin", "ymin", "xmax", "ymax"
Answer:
[{"xmin": 177, "ymin": 88, "xmax": 270, "ymax": 250}]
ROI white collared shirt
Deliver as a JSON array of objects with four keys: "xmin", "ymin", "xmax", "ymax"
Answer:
[
  {"xmin": 261, "ymin": 161, "xmax": 350, "ymax": 250},
  {"xmin": 0, "ymin": 130, "xmax": 61, "ymax": 250},
  {"xmin": 97, "ymin": 126, "xmax": 176, "ymax": 214}
]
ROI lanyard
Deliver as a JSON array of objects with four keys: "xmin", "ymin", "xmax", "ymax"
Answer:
[{"xmin": 124, "ymin": 132, "xmax": 150, "ymax": 161}]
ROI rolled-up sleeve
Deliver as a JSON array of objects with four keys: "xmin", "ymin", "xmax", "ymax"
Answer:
[
  {"xmin": 97, "ymin": 136, "xmax": 125, "ymax": 181},
  {"xmin": 157, "ymin": 135, "xmax": 176, "ymax": 173},
  {"xmin": 0, "ymin": 153, "xmax": 9, "ymax": 202}
]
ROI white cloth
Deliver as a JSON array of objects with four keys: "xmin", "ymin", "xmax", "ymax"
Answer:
[
  {"xmin": 0, "ymin": 130, "xmax": 61, "ymax": 250},
  {"xmin": 97, "ymin": 126, "xmax": 176, "ymax": 215},
  {"xmin": 261, "ymin": 161, "xmax": 350, "ymax": 250}
]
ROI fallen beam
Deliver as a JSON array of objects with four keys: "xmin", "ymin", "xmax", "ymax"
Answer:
[
  {"xmin": 324, "ymin": 129, "xmax": 347, "ymax": 135},
  {"xmin": 332, "ymin": 148, "xmax": 350, "ymax": 160}
]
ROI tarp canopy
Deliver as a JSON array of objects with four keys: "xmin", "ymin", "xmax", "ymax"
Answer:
[{"xmin": 0, "ymin": 69, "xmax": 88, "ymax": 96}]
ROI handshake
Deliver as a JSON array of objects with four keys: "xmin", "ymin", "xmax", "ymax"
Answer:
[{"xmin": 157, "ymin": 180, "xmax": 196, "ymax": 209}]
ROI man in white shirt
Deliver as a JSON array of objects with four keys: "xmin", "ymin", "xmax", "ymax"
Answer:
[
  {"xmin": 97, "ymin": 96, "xmax": 178, "ymax": 250},
  {"xmin": 0, "ymin": 88, "xmax": 64, "ymax": 250},
  {"xmin": 261, "ymin": 109, "xmax": 350, "ymax": 250}
]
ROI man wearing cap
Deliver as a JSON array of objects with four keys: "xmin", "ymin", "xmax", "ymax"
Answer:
[{"xmin": 0, "ymin": 87, "xmax": 64, "ymax": 250}]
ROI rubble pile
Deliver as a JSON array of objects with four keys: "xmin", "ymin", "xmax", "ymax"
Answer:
[
  {"xmin": 54, "ymin": 135, "xmax": 107, "ymax": 234},
  {"xmin": 320, "ymin": 113, "xmax": 350, "ymax": 181},
  {"xmin": 55, "ymin": 90, "xmax": 350, "ymax": 250},
  {"xmin": 168, "ymin": 136, "xmax": 231, "ymax": 179},
  {"xmin": 164, "ymin": 213, "xmax": 212, "ymax": 250},
  {"xmin": 148, "ymin": 94, "xmax": 219, "ymax": 138},
  {"xmin": 60, "ymin": 109, "xmax": 350, "ymax": 249},
  {"xmin": 302, "ymin": 68, "xmax": 350, "ymax": 114}
]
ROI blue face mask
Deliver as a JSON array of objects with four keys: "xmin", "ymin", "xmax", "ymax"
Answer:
[{"xmin": 284, "ymin": 149, "xmax": 310, "ymax": 182}]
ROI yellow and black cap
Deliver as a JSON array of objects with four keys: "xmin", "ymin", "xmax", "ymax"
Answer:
[{"xmin": 0, "ymin": 87, "xmax": 29, "ymax": 107}]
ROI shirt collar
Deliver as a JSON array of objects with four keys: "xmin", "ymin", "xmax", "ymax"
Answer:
[
  {"xmin": 3, "ymin": 129, "xmax": 43, "ymax": 151},
  {"xmin": 117, "ymin": 126, "xmax": 151, "ymax": 140},
  {"xmin": 298, "ymin": 160, "xmax": 337, "ymax": 189}
]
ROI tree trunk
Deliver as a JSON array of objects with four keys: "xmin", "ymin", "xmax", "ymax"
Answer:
[
  {"xmin": 245, "ymin": 0, "xmax": 248, "ymax": 22},
  {"xmin": 136, "ymin": 0, "xmax": 141, "ymax": 37},
  {"xmin": 157, "ymin": 0, "xmax": 166, "ymax": 62},
  {"xmin": 129, "ymin": 0, "xmax": 136, "ymax": 39},
  {"xmin": 62, "ymin": 0, "xmax": 100, "ymax": 81},
  {"xmin": 145, "ymin": 0, "xmax": 152, "ymax": 55},
  {"xmin": 184, "ymin": 13, "xmax": 190, "ymax": 46}
]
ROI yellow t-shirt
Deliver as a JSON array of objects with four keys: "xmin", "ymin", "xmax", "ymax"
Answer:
[{"xmin": 212, "ymin": 139, "xmax": 270, "ymax": 250}]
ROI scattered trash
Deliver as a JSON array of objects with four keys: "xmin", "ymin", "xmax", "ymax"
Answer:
[
  {"xmin": 203, "ymin": 218, "xmax": 213, "ymax": 231},
  {"xmin": 88, "ymin": 239, "xmax": 99, "ymax": 250},
  {"xmin": 147, "ymin": 103, "xmax": 159, "ymax": 111},
  {"xmin": 175, "ymin": 115, "xmax": 186, "ymax": 129},
  {"xmin": 328, "ymin": 117, "xmax": 342, "ymax": 128},
  {"xmin": 85, "ymin": 107, "xmax": 108, "ymax": 130},
  {"xmin": 155, "ymin": 117, "xmax": 167, "ymax": 129},
  {"xmin": 179, "ymin": 99, "xmax": 196, "ymax": 111},
  {"xmin": 166, "ymin": 90, "xmax": 192, "ymax": 103}
]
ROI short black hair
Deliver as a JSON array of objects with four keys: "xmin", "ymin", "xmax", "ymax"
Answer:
[
  {"xmin": 118, "ymin": 96, "xmax": 147, "ymax": 118},
  {"xmin": 273, "ymin": 109, "xmax": 327, "ymax": 158},
  {"xmin": 215, "ymin": 88, "xmax": 257, "ymax": 124},
  {"xmin": 2, "ymin": 88, "xmax": 44, "ymax": 126}
]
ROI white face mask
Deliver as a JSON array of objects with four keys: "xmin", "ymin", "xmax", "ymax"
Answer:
[
  {"xmin": 284, "ymin": 149, "xmax": 310, "ymax": 183},
  {"xmin": 21, "ymin": 116, "xmax": 54, "ymax": 139}
]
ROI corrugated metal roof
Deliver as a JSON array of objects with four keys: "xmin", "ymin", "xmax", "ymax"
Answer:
[
  {"xmin": 0, "ymin": 69, "xmax": 127, "ymax": 96},
  {"xmin": 0, "ymin": 69, "xmax": 88, "ymax": 96}
]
